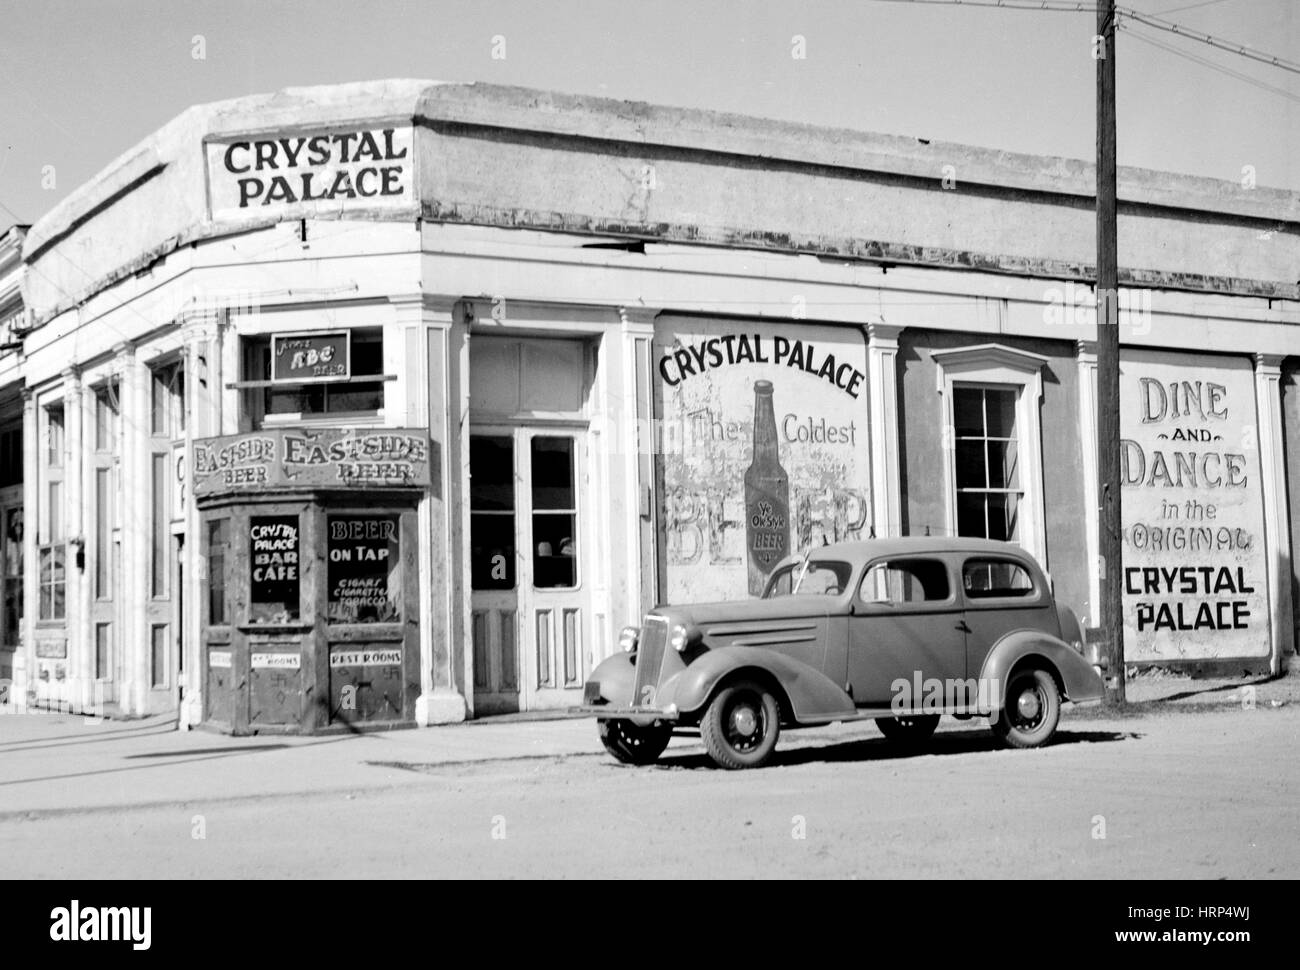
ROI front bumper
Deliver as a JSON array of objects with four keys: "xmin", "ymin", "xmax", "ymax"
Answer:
[{"xmin": 571, "ymin": 704, "xmax": 681, "ymax": 722}]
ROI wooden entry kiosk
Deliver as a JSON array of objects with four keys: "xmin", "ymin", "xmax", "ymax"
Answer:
[{"xmin": 193, "ymin": 428, "xmax": 430, "ymax": 734}]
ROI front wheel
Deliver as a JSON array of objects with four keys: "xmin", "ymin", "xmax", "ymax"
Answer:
[
  {"xmin": 875, "ymin": 714, "xmax": 940, "ymax": 745},
  {"xmin": 990, "ymin": 668, "xmax": 1060, "ymax": 749},
  {"xmin": 598, "ymin": 718, "xmax": 672, "ymax": 765},
  {"xmin": 700, "ymin": 679, "xmax": 781, "ymax": 769}
]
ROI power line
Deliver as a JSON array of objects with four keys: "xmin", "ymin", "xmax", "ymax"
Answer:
[
  {"xmin": 1119, "ymin": 21, "xmax": 1300, "ymax": 104},
  {"xmin": 1120, "ymin": 5, "xmax": 1300, "ymax": 74},
  {"xmin": 864, "ymin": 0, "xmax": 1300, "ymax": 75}
]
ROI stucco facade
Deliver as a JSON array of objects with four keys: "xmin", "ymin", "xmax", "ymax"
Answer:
[{"xmin": 1, "ymin": 79, "xmax": 1295, "ymax": 728}]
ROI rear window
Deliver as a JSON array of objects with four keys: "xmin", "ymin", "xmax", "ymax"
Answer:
[{"xmin": 963, "ymin": 558, "xmax": 1035, "ymax": 599}]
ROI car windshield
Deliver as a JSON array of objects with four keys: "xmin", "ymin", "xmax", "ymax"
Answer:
[{"xmin": 790, "ymin": 559, "xmax": 852, "ymax": 596}]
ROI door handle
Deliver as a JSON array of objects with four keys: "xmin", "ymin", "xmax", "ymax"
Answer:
[{"xmin": 956, "ymin": 621, "xmax": 972, "ymax": 633}]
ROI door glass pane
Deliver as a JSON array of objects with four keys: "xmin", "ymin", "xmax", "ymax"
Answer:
[
  {"xmin": 530, "ymin": 437, "xmax": 576, "ymax": 589},
  {"xmin": 530, "ymin": 437, "xmax": 574, "ymax": 510},
  {"xmin": 470, "ymin": 436, "xmax": 515, "ymax": 591}
]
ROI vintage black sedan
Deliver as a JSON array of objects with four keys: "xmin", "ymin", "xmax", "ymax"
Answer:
[{"xmin": 577, "ymin": 537, "xmax": 1106, "ymax": 769}]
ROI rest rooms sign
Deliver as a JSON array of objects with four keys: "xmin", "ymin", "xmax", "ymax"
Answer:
[
  {"xmin": 1120, "ymin": 350, "xmax": 1270, "ymax": 661},
  {"xmin": 206, "ymin": 126, "xmax": 413, "ymax": 219}
]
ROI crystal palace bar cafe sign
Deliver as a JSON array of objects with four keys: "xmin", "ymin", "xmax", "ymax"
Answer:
[{"xmin": 193, "ymin": 428, "xmax": 431, "ymax": 496}]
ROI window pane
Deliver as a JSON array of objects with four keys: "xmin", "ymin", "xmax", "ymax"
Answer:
[
  {"xmin": 46, "ymin": 407, "xmax": 64, "ymax": 466},
  {"xmin": 470, "ymin": 513, "xmax": 516, "ymax": 590},
  {"xmin": 152, "ymin": 369, "xmax": 168, "ymax": 435},
  {"xmin": 987, "ymin": 492, "xmax": 1019, "ymax": 542},
  {"xmin": 957, "ymin": 492, "xmax": 987, "ymax": 539},
  {"xmin": 48, "ymin": 481, "xmax": 63, "ymax": 542},
  {"xmin": 532, "ymin": 512, "xmax": 576, "ymax": 588},
  {"xmin": 470, "ymin": 436, "xmax": 514, "ymax": 511},
  {"xmin": 327, "ymin": 516, "xmax": 401, "ymax": 623},
  {"xmin": 326, "ymin": 381, "xmax": 383, "ymax": 413},
  {"xmin": 988, "ymin": 439, "xmax": 1020, "ymax": 491},
  {"xmin": 955, "ymin": 440, "xmax": 986, "ymax": 489},
  {"xmin": 964, "ymin": 558, "xmax": 1034, "ymax": 598},
  {"xmin": 792, "ymin": 561, "xmax": 851, "ymax": 596},
  {"xmin": 985, "ymin": 388, "xmax": 1017, "ymax": 439},
  {"xmin": 531, "ymin": 437, "xmax": 574, "ymax": 510},
  {"xmin": 249, "ymin": 515, "xmax": 300, "ymax": 622},
  {"xmin": 859, "ymin": 559, "xmax": 949, "ymax": 603},
  {"xmin": 351, "ymin": 337, "xmax": 383, "ymax": 375},
  {"xmin": 952, "ymin": 387, "xmax": 984, "ymax": 436}
]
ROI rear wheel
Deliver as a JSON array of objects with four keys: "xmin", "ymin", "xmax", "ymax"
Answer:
[
  {"xmin": 990, "ymin": 667, "xmax": 1060, "ymax": 749},
  {"xmin": 700, "ymin": 679, "xmax": 781, "ymax": 769},
  {"xmin": 598, "ymin": 719, "xmax": 672, "ymax": 765},
  {"xmin": 874, "ymin": 714, "xmax": 940, "ymax": 745}
]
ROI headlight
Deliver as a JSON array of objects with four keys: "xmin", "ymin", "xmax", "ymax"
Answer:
[
  {"xmin": 669, "ymin": 624, "xmax": 689, "ymax": 652},
  {"xmin": 618, "ymin": 625, "xmax": 639, "ymax": 653}
]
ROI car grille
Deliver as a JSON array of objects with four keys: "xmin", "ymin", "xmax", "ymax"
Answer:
[{"xmin": 632, "ymin": 616, "xmax": 668, "ymax": 707}]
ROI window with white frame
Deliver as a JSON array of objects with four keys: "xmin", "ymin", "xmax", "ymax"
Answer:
[
  {"xmin": 932, "ymin": 344, "xmax": 1048, "ymax": 566},
  {"xmin": 39, "ymin": 403, "xmax": 66, "ymax": 621},
  {"xmin": 953, "ymin": 385, "xmax": 1022, "ymax": 542}
]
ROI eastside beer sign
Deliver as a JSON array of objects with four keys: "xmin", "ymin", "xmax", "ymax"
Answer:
[{"xmin": 206, "ymin": 126, "xmax": 414, "ymax": 220}]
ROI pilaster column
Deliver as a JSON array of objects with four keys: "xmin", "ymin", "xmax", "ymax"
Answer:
[
  {"xmin": 178, "ymin": 309, "xmax": 219, "ymax": 728},
  {"xmin": 867, "ymin": 322, "xmax": 903, "ymax": 537},
  {"xmin": 115, "ymin": 342, "xmax": 151, "ymax": 715},
  {"xmin": 60, "ymin": 369, "xmax": 91, "ymax": 708},
  {"xmin": 407, "ymin": 296, "xmax": 468, "ymax": 725},
  {"xmin": 619, "ymin": 307, "xmax": 660, "ymax": 625},
  {"xmin": 1076, "ymin": 341, "xmax": 1101, "ymax": 627},
  {"xmin": 18, "ymin": 389, "xmax": 37, "ymax": 706},
  {"xmin": 1253, "ymin": 353, "xmax": 1294, "ymax": 674}
]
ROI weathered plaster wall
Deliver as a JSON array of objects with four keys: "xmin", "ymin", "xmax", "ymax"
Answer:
[{"xmin": 897, "ymin": 328, "xmax": 1089, "ymax": 618}]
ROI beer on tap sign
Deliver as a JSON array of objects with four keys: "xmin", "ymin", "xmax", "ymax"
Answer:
[
  {"xmin": 655, "ymin": 317, "xmax": 873, "ymax": 602},
  {"xmin": 1120, "ymin": 350, "xmax": 1270, "ymax": 661}
]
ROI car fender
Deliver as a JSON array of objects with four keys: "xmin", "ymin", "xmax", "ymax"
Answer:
[
  {"xmin": 979, "ymin": 630, "xmax": 1106, "ymax": 710},
  {"xmin": 655, "ymin": 646, "xmax": 856, "ymax": 723},
  {"xmin": 586, "ymin": 651, "xmax": 636, "ymax": 707}
]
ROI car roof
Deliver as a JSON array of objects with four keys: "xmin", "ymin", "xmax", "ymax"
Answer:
[{"xmin": 807, "ymin": 536, "xmax": 1035, "ymax": 563}]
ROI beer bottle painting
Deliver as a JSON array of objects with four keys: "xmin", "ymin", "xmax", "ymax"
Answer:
[{"xmin": 744, "ymin": 380, "xmax": 790, "ymax": 594}]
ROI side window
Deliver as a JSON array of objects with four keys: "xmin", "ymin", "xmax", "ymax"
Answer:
[
  {"xmin": 858, "ymin": 559, "xmax": 950, "ymax": 605},
  {"xmin": 963, "ymin": 558, "xmax": 1034, "ymax": 599},
  {"xmin": 792, "ymin": 561, "xmax": 849, "ymax": 596}
]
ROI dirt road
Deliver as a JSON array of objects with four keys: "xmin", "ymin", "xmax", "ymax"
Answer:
[{"xmin": 1, "ymin": 700, "xmax": 1295, "ymax": 879}]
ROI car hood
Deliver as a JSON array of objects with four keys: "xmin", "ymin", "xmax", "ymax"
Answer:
[{"xmin": 653, "ymin": 596, "xmax": 834, "ymax": 628}]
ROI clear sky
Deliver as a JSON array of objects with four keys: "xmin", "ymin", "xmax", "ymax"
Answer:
[{"xmin": 0, "ymin": 0, "xmax": 1296, "ymax": 233}]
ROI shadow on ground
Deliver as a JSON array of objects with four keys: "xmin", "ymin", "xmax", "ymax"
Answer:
[{"xmin": 651, "ymin": 727, "xmax": 1134, "ymax": 771}]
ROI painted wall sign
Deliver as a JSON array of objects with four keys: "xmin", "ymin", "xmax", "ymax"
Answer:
[
  {"xmin": 330, "ymin": 649, "xmax": 402, "ymax": 667},
  {"xmin": 206, "ymin": 126, "xmax": 413, "ymax": 219},
  {"xmin": 249, "ymin": 515, "xmax": 300, "ymax": 623},
  {"xmin": 251, "ymin": 653, "xmax": 301, "ymax": 669},
  {"xmin": 1120, "ymin": 350, "xmax": 1270, "ymax": 661},
  {"xmin": 327, "ymin": 515, "xmax": 401, "ymax": 623},
  {"xmin": 209, "ymin": 650, "xmax": 232, "ymax": 668},
  {"xmin": 656, "ymin": 317, "xmax": 872, "ymax": 603},
  {"xmin": 271, "ymin": 332, "xmax": 351, "ymax": 383},
  {"xmin": 193, "ymin": 428, "xmax": 431, "ymax": 496}
]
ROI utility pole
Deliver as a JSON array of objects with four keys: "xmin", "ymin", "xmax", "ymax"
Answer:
[{"xmin": 1097, "ymin": 0, "xmax": 1126, "ymax": 704}]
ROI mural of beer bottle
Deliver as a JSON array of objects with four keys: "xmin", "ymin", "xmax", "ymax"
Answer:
[{"xmin": 744, "ymin": 380, "xmax": 790, "ymax": 595}]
